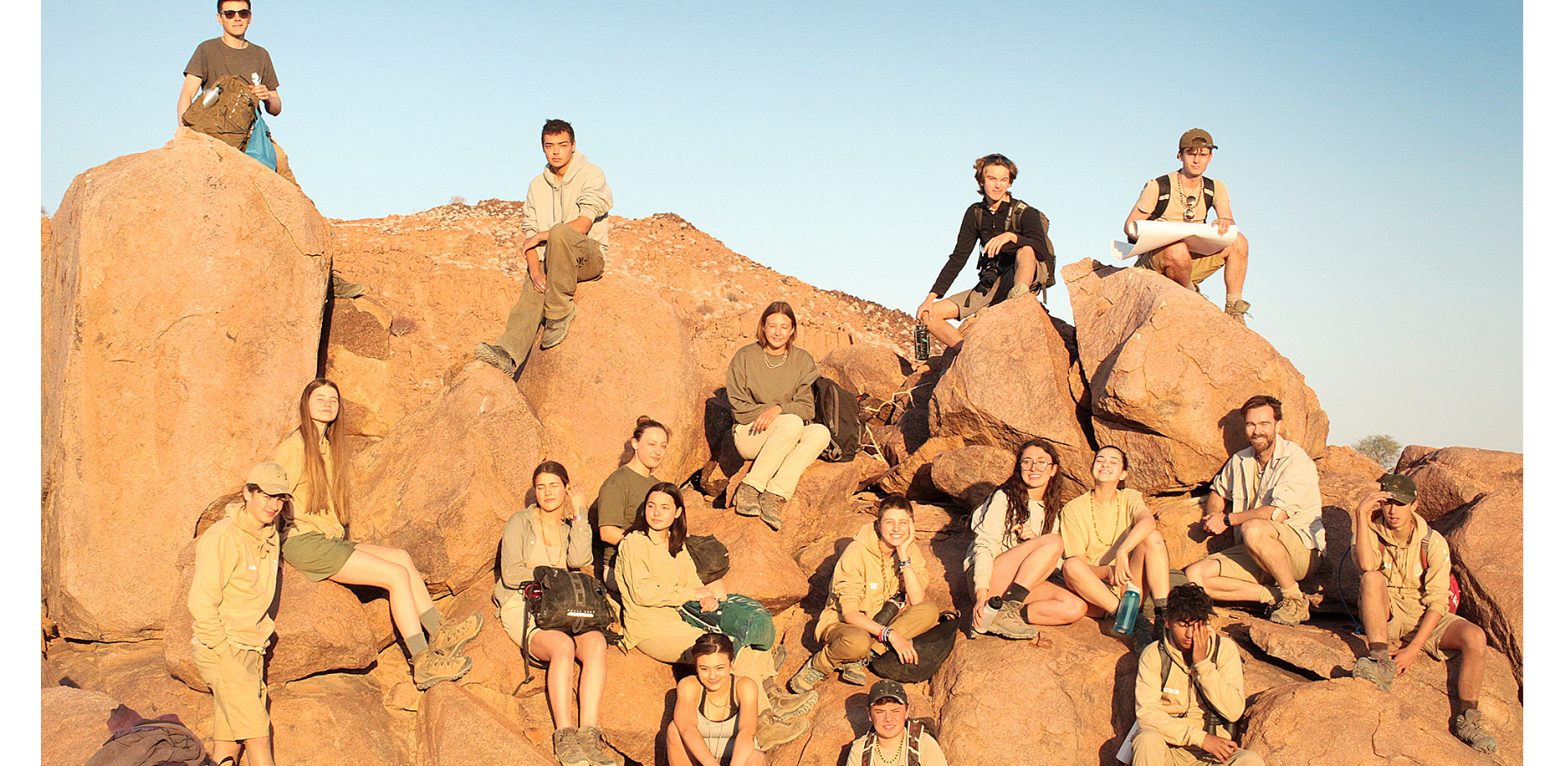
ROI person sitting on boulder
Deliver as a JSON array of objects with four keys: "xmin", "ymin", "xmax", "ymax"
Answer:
[
  {"xmin": 1123, "ymin": 583, "xmax": 1265, "ymax": 766},
  {"xmin": 1349, "ymin": 474, "xmax": 1497, "ymax": 753},
  {"xmin": 666, "ymin": 633, "xmax": 768, "ymax": 766},
  {"xmin": 789, "ymin": 495, "xmax": 943, "ymax": 693},
  {"xmin": 1185, "ymin": 395, "xmax": 1325, "ymax": 627},
  {"xmin": 725, "ymin": 301, "xmax": 832, "ymax": 531},
  {"xmin": 475, "ymin": 118, "xmax": 613, "ymax": 376},
  {"xmin": 914, "ymin": 152, "xmax": 1056, "ymax": 350},
  {"xmin": 614, "ymin": 483, "xmax": 817, "ymax": 750},
  {"xmin": 1060, "ymin": 446, "xmax": 1172, "ymax": 641},
  {"xmin": 595, "ymin": 416, "xmax": 670, "ymax": 585},
  {"xmin": 186, "ymin": 462, "xmax": 291, "ymax": 766},
  {"xmin": 966, "ymin": 439, "xmax": 1088, "ymax": 640},
  {"xmin": 495, "ymin": 461, "xmax": 615, "ymax": 766},
  {"xmin": 844, "ymin": 680, "xmax": 950, "ymax": 766},
  {"xmin": 1122, "ymin": 128, "xmax": 1251, "ymax": 324},
  {"xmin": 270, "ymin": 378, "xmax": 481, "ymax": 691}
]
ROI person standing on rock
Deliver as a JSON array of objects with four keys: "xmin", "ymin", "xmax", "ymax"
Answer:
[
  {"xmin": 725, "ymin": 301, "xmax": 831, "ymax": 531},
  {"xmin": 1120, "ymin": 583, "xmax": 1265, "ymax": 766},
  {"xmin": 666, "ymin": 633, "xmax": 768, "ymax": 766},
  {"xmin": 614, "ymin": 483, "xmax": 817, "ymax": 750},
  {"xmin": 270, "ymin": 378, "xmax": 482, "ymax": 690},
  {"xmin": 495, "ymin": 461, "xmax": 616, "ymax": 766},
  {"xmin": 914, "ymin": 153, "xmax": 1056, "ymax": 350},
  {"xmin": 475, "ymin": 118, "xmax": 613, "ymax": 376},
  {"xmin": 1060, "ymin": 446, "xmax": 1172, "ymax": 641},
  {"xmin": 966, "ymin": 439, "xmax": 1089, "ymax": 640},
  {"xmin": 844, "ymin": 680, "xmax": 950, "ymax": 766},
  {"xmin": 1348, "ymin": 475, "xmax": 1497, "ymax": 753},
  {"xmin": 186, "ymin": 462, "xmax": 291, "ymax": 766},
  {"xmin": 595, "ymin": 416, "xmax": 669, "ymax": 588},
  {"xmin": 1184, "ymin": 395, "xmax": 1324, "ymax": 627},
  {"xmin": 789, "ymin": 495, "xmax": 943, "ymax": 694},
  {"xmin": 1122, "ymin": 128, "xmax": 1251, "ymax": 324}
]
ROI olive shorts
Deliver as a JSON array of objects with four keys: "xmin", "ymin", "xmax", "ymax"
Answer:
[{"xmin": 280, "ymin": 531, "xmax": 356, "ymax": 581}]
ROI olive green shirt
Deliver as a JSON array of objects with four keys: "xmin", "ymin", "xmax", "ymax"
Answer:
[{"xmin": 725, "ymin": 343, "xmax": 819, "ymax": 425}]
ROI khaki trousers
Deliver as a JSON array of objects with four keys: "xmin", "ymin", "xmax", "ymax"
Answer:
[
  {"xmin": 1130, "ymin": 730, "xmax": 1265, "ymax": 766},
  {"xmin": 732, "ymin": 414, "xmax": 831, "ymax": 499},
  {"xmin": 814, "ymin": 601, "xmax": 941, "ymax": 671},
  {"xmin": 495, "ymin": 224, "xmax": 604, "ymax": 363}
]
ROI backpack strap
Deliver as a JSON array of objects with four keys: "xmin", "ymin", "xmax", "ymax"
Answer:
[
  {"xmin": 1159, "ymin": 636, "xmax": 1227, "ymax": 731},
  {"xmin": 907, "ymin": 720, "xmax": 923, "ymax": 766},
  {"xmin": 1149, "ymin": 175, "xmax": 1172, "ymax": 220},
  {"xmin": 1004, "ymin": 200, "xmax": 1028, "ymax": 234},
  {"xmin": 1202, "ymin": 178, "xmax": 1217, "ymax": 218},
  {"xmin": 860, "ymin": 731, "xmax": 876, "ymax": 766}
]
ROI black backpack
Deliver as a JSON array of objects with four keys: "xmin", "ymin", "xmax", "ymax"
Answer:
[
  {"xmin": 522, "ymin": 566, "xmax": 614, "ymax": 635},
  {"xmin": 868, "ymin": 611, "xmax": 960, "ymax": 683},
  {"xmin": 812, "ymin": 376, "xmax": 862, "ymax": 463},
  {"xmin": 972, "ymin": 197, "xmax": 1057, "ymax": 289},
  {"xmin": 684, "ymin": 534, "xmax": 731, "ymax": 584},
  {"xmin": 1147, "ymin": 174, "xmax": 1217, "ymax": 222}
]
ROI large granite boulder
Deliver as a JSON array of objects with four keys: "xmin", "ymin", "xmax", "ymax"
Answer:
[
  {"xmin": 1439, "ymin": 489, "xmax": 1524, "ymax": 685},
  {"xmin": 1397, "ymin": 445, "xmax": 1523, "ymax": 522}
]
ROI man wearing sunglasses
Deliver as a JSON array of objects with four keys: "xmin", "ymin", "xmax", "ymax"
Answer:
[
  {"xmin": 178, "ymin": 1, "xmax": 280, "ymax": 125},
  {"xmin": 1122, "ymin": 128, "xmax": 1252, "ymax": 324}
]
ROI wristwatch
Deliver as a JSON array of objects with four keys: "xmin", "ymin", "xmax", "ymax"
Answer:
[{"xmin": 1223, "ymin": 512, "xmax": 1232, "ymax": 527}]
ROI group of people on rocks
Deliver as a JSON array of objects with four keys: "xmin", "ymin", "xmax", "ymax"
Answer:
[{"xmin": 176, "ymin": 3, "xmax": 1497, "ymax": 764}]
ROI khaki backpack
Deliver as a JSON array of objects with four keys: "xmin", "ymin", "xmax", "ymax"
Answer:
[{"xmin": 180, "ymin": 74, "xmax": 259, "ymax": 150}]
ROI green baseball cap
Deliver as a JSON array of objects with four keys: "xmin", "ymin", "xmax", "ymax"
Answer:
[
  {"xmin": 246, "ymin": 462, "xmax": 293, "ymax": 497},
  {"xmin": 1378, "ymin": 473, "xmax": 1417, "ymax": 504},
  {"xmin": 868, "ymin": 679, "xmax": 908, "ymax": 705},
  {"xmin": 1179, "ymin": 128, "xmax": 1217, "ymax": 151}
]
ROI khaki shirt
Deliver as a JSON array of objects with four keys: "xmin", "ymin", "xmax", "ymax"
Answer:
[
  {"xmin": 1133, "ymin": 174, "xmax": 1233, "ymax": 224},
  {"xmin": 188, "ymin": 508, "xmax": 280, "ymax": 652},
  {"xmin": 1368, "ymin": 511, "xmax": 1453, "ymax": 619},
  {"xmin": 1134, "ymin": 633, "xmax": 1246, "ymax": 748},
  {"xmin": 1060, "ymin": 488, "xmax": 1149, "ymax": 565},
  {"xmin": 817, "ymin": 523, "xmax": 930, "ymax": 640},
  {"xmin": 614, "ymin": 531, "xmax": 704, "ymax": 651},
  {"xmin": 271, "ymin": 430, "xmax": 346, "ymax": 540},
  {"xmin": 845, "ymin": 727, "xmax": 949, "ymax": 766},
  {"xmin": 1211, "ymin": 434, "xmax": 1325, "ymax": 551},
  {"xmin": 965, "ymin": 491, "xmax": 1052, "ymax": 594}
]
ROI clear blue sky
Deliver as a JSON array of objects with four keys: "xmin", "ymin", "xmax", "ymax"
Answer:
[{"xmin": 40, "ymin": 0, "xmax": 1523, "ymax": 453}]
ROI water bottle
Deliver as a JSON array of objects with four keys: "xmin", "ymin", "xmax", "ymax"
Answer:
[
  {"xmin": 914, "ymin": 322, "xmax": 930, "ymax": 361},
  {"xmin": 976, "ymin": 597, "xmax": 1002, "ymax": 632},
  {"xmin": 1111, "ymin": 584, "xmax": 1142, "ymax": 636},
  {"xmin": 200, "ymin": 85, "xmax": 221, "ymax": 106}
]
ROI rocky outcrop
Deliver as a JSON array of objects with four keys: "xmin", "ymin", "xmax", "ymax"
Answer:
[
  {"xmin": 1062, "ymin": 259, "xmax": 1327, "ymax": 494},
  {"xmin": 271, "ymin": 674, "xmax": 415, "ymax": 765},
  {"xmin": 931, "ymin": 444, "xmax": 1014, "ymax": 510},
  {"xmin": 1439, "ymin": 489, "xmax": 1524, "ymax": 685},
  {"xmin": 42, "ymin": 130, "xmax": 331, "ymax": 640},
  {"xmin": 418, "ymin": 683, "xmax": 552, "ymax": 766},
  {"xmin": 1397, "ymin": 445, "xmax": 1523, "ymax": 522},
  {"xmin": 41, "ymin": 686, "xmax": 123, "ymax": 765}
]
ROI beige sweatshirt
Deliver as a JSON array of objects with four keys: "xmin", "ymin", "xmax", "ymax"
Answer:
[
  {"xmin": 816, "ymin": 522, "xmax": 930, "ymax": 640},
  {"xmin": 187, "ymin": 508, "xmax": 280, "ymax": 652},
  {"xmin": 1134, "ymin": 632, "xmax": 1246, "ymax": 748},
  {"xmin": 614, "ymin": 531, "xmax": 704, "ymax": 651},
  {"xmin": 271, "ymin": 430, "xmax": 345, "ymax": 540},
  {"xmin": 522, "ymin": 153, "xmax": 613, "ymax": 257}
]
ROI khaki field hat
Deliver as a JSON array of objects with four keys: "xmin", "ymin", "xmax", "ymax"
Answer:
[
  {"xmin": 868, "ymin": 679, "xmax": 908, "ymax": 705},
  {"xmin": 1179, "ymin": 128, "xmax": 1217, "ymax": 150},
  {"xmin": 246, "ymin": 462, "xmax": 293, "ymax": 497},
  {"xmin": 1378, "ymin": 473, "xmax": 1417, "ymax": 505}
]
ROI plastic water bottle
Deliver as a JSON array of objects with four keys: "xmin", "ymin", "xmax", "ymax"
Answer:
[
  {"xmin": 1111, "ymin": 584, "xmax": 1142, "ymax": 636},
  {"xmin": 914, "ymin": 322, "xmax": 930, "ymax": 361},
  {"xmin": 976, "ymin": 597, "xmax": 1002, "ymax": 633}
]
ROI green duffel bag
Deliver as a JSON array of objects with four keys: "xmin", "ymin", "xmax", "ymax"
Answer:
[{"xmin": 679, "ymin": 593, "xmax": 776, "ymax": 651}]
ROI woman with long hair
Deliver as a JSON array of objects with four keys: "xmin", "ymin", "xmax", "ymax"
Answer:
[
  {"xmin": 725, "ymin": 301, "xmax": 832, "ymax": 531},
  {"xmin": 965, "ymin": 439, "xmax": 1089, "ymax": 639},
  {"xmin": 1059, "ymin": 445, "xmax": 1171, "ymax": 640},
  {"xmin": 666, "ymin": 633, "xmax": 767, "ymax": 766},
  {"xmin": 271, "ymin": 378, "xmax": 480, "ymax": 690},
  {"xmin": 496, "ymin": 461, "xmax": 614, "ymax": 766}
]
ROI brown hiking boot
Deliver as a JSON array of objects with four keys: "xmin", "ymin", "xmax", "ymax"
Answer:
[
  {"xmin": 755, "ymin": 710, "xmax": 808, "ymax": 751},
  {"xmin": 1351, "ymin": 655, "xmax": 1394, "ymax": 691},
  {"xmin": 1224, "ymin": 298, "xmax": 1251, "ymax": 325},
  {"xmin": 576, "ymin": 726, "xmax": 619, "ymax": 766},
  {"xmin": 986, "ymin": 599, "xmax": 1038, "ymax": 640},
  {"xmin": 758, "ymin": 491, "xmax": 786, "ymax": 531},
  {"xmin": 733, "ymin": 482, "xmax": 761, "ymax": 517},
  {"xmin": 473, "ymin": 342, "xmax": 518, "ymax": 377},
  {"xmin": 838, "ymin": 659, "xmax": 869, "ymax": 686},
  {"xmin": 768, "ymin": 685, "xmax": 819, "ymax": 721},
  {"xmin": 429, "ymin": 612, "xmax": 484, "ymax": 656},
  {"xmin": 552, "ymin": 727, "xmax": 590, "ymax": 766},
  {"xmin": 1453, "ymin": 709, "xmax": 1498, "ymax": 753},
  {"xmin": 412, "ymin": 648, "xmax": 473, "ymax": 690},
  {"xmin": 787, "ymin": 658, "xmax": 827, "ymax": 694},
  {"xmin": 1269, "ymin": 594, "xmax": 1309, "ymax": 626},
  {"xmin": 539, "ymin": 304, "xmax": 577, "ymax": 350}
]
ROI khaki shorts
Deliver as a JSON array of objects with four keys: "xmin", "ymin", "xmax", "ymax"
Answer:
[
  {"xmin": 192, "ymin": 641, "xmax": 269, "ymax": 741},
  {"xmin": 281, "ymin": 531, "xmax": 356, "ymax": 581},
  {"xmin": 1207, "ymin": 523, "xmax": 1318, "ymax": 584},
  {"xmin": 1387, "ymin": 596, "xmax": 1466, "ymax": 662},
  {"xmin": 942, "ymin": 264, "xmax": 1045, "ymax": 320},
  {"xmin": 1135, "ymin": 248, "xmax": 1228, "ymax": 286}
]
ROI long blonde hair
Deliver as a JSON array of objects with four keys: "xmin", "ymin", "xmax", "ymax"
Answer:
[{"xmin": 298, "ymin": 378, "xmax": 351, "ymax": 525}]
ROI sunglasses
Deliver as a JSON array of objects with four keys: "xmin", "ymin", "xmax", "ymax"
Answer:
[{"xmin": 221, "ymin": 9, "xmax": 252, "ymax": 19}]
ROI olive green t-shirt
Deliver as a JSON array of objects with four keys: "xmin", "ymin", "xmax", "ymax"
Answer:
[
  {"xmin": 184, "ymin": 38, "xmax": 279, "ymax": 90},
  {"xmin": 595, "ymin": 465, "xmax": 658, "ymax": 567}
]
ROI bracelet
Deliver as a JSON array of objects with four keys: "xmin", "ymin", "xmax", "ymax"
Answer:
[
  {"xmin": 897, "ymin": 558, "xmax": 912, "ymax": 569},
  {"xmin": 879, "ymin": 627, "xmax": 892, "ymax": 643},
  {"xmin": 1223, "ymin": 512, "xmax": 1232, "ymax": 527}
]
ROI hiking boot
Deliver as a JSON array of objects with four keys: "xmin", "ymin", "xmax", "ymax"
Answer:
[
  {"xmin": 758, "ymin": 491, "xmax": 786, "ymax": 531},
  {"xmin": 733, "ymin": 482, "xmax": 761, "ymax": 517},
  {"xmin": 756, "ymin": 710, "xmax": 809, "ymax": 751},
  {"xmin": 1132, "ymin": 614, "xmax": 1157, "ymax": 653},
  {"xmin": 768, "ymin": 686, "xmax": 819, "ymax": 721},
  {"xmin": 1224, "ymin": 298, "xmax": 1251, "ymax": 325},
  {"xmin": 539, "ymin": 304, "xmax": 577, "ymax": 350},
  {"xmin": 1453, "ymin": 709, "xmax": 1498, "ymax": 753},
  {"xmin": 429, "ymin": 612, "xmax": 484, "ymax": 657},
  {"xmin": 770, "ymin": 644, "xmax": 788, "ymax": 673},
  {"xmin": 787, "ymin": 659, "xmax": 827, "ymax": 694},
  {"xmin": 552, "ymin": 727, "xmax": 590, "ymax": 766},
  {"xmin": 576, "ymin": 726, "xmax": 619, "ymax": 766},
  {"xmin": 986, "ymin": 599, "xmax": 1039, "ymax": 640},
  {"xmin": 1269, "ymin": 594, "xmax": 1310, "ymax": 626},
  {"xmin": 473, "ymin": 342, "xmax": 518, "ymax": 377},
  {"xmin": 839, "ymin": 659, "xmax": 869, "ymax": 686},
  {"xmin": 1351, "ymin": 655, "xmax": 1394, "ymax": 692},
  {"xmin": 1006, "ymin": 283, "xmax": 1032, "ymax": 301},
  {"xmin": 412, "ymin": 648, "xmax": 473, "ymax": 690},
  {"xmin": 331, "ymin": 273, "xmax": 366, "ymax": 299}
]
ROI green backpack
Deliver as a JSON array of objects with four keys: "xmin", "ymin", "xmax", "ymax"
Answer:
[{"xmin": 679, "ymin": 593, "xmax": 776, "ymax": 651}]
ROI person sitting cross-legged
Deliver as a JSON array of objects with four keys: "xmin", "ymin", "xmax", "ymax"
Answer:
[{"xmin": 1059, "ymin": 446, "xmax": 1172, "ymax": 641}]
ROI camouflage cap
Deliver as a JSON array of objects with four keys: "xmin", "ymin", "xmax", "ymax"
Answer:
[
  {"xmin": 1179, "ymin": 128, "xmax": 1218, "ymax": 151},
  {"xmin": 1378, "ymin": 473, "xmax": 1417, "ymax": 505},
  {"xmin": 868, "ymin": 679, "xmax": 908, "ymax": 706}
]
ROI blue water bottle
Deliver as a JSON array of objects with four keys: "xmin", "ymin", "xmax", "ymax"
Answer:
[{"xmin": 1111, "ymin": 584, "xmax": 1142, "ymax": 636}]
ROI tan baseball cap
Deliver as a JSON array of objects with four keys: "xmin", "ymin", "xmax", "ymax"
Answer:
[
  {"xmin": 246, "ymin": 462, "xmax": 292, "ymax": 497},
  {"xmin": 1179, "ymin": 128, "xmax": 1218, "ymax": 151}
]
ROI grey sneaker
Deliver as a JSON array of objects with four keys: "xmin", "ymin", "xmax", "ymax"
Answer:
[
  {"xmin": 1224, "ymin": 298, "xmax": 1251, "ymax": 325},
  {"xmin": 1453, "ymin": 709, "xmax": 1498, "ymax": 753},
  {"xmin": 539, "ymin": 304, "xmax": 577, "ymax": 350},
  {"xmin": 768, "ymin": 686, "xmax": 819, "ymax": 721},
  {"xmin": 1006, "ymin": 283, "xmax": 1032, "ymax": 301},
  {"xmin": 787, "ymin": 659, "xmax": 827, "ymax": 694},
  {"xmin": 412, "ymin": 648, "xmax": 473, "ymax": 690},
  {"xmin": 1269, "ymin": 594, "xmax": 1310, "ymax": 626},
  {"xmin": 755, "ymin": 710, "xmax": 808, "ymax": 751},
  {"xmin": 552, "ymin": 727, "xmax": 590, "ymax": 766},
  {"xmin": 1352, "ymin": 655, "xmax": 1394, "ymax": 692},
  {"xmin": 839, "ymin": 659, "xmax": 868, "ymax": 686},
  {"xmin": 733, "ymin": 482, "xmax": 761, "ymax": 517},
  {"xmin": 473, "ymin": 342, "xmax": 518, "ymax": 377},
  {"xmin": 758, "ymin": 491, "xmax": 785, "ymax": 531},
  {"xmin": 331, "ymin": 273, "xmax": 366, "ymax": 299},
  {"xmin": 576, "ymin": 726, "xmax": 619, "ymax": 766},
  {"xmin": 428, "ymin": 612, "xmax": 483, "ymax": 657},
  {"xmin": 985, "ymin": 599, "xmax": 1038, "ymax": 640}
]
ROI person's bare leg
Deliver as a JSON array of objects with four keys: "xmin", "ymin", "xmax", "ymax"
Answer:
[
  {"xmin": 330, "ymin": 550, "xmax": 423, "ymax": 643},
  {"xmin": 1185, "ymin": 557, "xmax": 1275, "ymax": 604},
  {"xmin": 987, "ymin": 535, "xmax": 1062, "ymax": 595},
  {"xmin": 527, "ymin": 630, "xmax": 577, "ymax": 730},
  {"xmin": 574, "ymin": 631, "xmax": 609, "ymax": 728},
  {"xmin": 665, "ymin": 720, "xmax": 693, "ymax": 766},
  {"xmin": 1142, "ymin": 530, "xmax": 1171, "ymax": 600},
  {"xmin": 210, "ymin": 741, "xmax": 241, "ymax": 765},
  {"xmin": 1240, "ymin": 520, "xmax": 1299, "ymax": 594},
  {"xmin": 1155, "ymin": 242, "xmax": 1194, "ymax": 287},
  {"xmin": 242, "ymin": 737, "xmax": 275, "ymax": 766},
  {"xmin": 1013, "ymin": 245, "xmax": 1037, "ymax": 291},
  {"xmin": 1022, "ymin": 581, "xmax": 1090, "ymax": 626},
  {"xmin": 1062, "ymin": 556, "xmax": 1120, "ymax": 615},
  {"xmin": 1222, "ymin": 233, "xmax": 1249, "ymax": 302},
  {"xmin": 923, "ymin": 299, "xmax": 963, "ymax": 348},
  {"xmin": 354, "ymin": 543, "xmax": 435, "ymax": 615},
  {"xmin": 1442, "ymin": 621, "xmax": 1487, "ymax": 703},
  {"xmin": 1358, "ymin": 570, "xmax": 1389, "ymax": 644}
]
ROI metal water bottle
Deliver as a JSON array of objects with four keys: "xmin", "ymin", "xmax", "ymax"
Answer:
[
  {"xmin": 914, "ymin": 322, "xmax": 930, "ymax": 361},
  {"xmin": 200, "ymin": 85, "xmax": 221, "ymax": 106},
  {"xmin": 1111, "ymin": 584, "xmax": 1143, "ymax": 636},
  {"xmin": 977, "ymin": 597, "xmax": 1002, "ymax": 631}
]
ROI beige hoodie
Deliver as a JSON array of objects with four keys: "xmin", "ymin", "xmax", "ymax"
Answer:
[
  {"xmin": 1133, "ymin": 631, "xmax": 1246, "ymax": 748},
  {"xmin": 521, "ymin": 152, "xmax": 613, "ymax": 258},
  {"xmin": 816, "ymin": 522, "xmax": 929, "ymax": 640}
]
